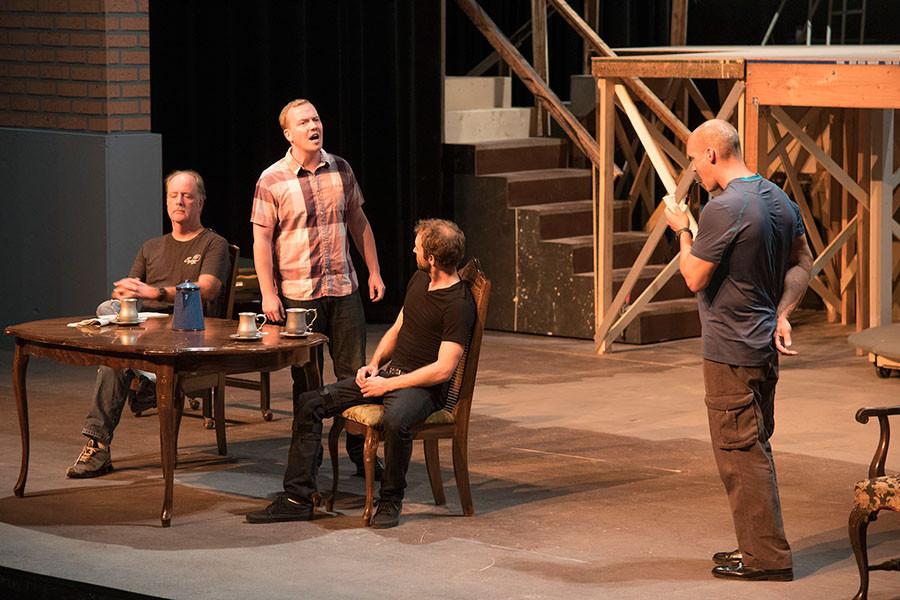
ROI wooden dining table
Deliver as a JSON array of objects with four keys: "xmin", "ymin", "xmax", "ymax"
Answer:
[{"xmin": 5, "ymin": 315, "xmax": 326, "ymax": 527}]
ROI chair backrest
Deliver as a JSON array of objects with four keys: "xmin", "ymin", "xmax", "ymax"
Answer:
[
  {"xmin": 441, "ymin": 259, "xmax": 491, "ymax": 430},
  {"xmin": 210, "ymin": 243, "xmax": 240, "ymax": 319}
]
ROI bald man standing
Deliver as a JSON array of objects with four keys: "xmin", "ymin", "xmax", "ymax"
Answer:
[{"xmin": 665, "ymin": 120, "xmax": 812, "ymax": 582}]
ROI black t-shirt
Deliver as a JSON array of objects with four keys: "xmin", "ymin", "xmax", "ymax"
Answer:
[
  {"xmin": 128, "ymin": 228, "xmax": 230, "ymax": 313},
  {"xmin": 690, "ymin": 175, "xmax": 805, "ymax": 366},
  {"xmin": 390, "ymin": 271, "xmax": 476, "ymax": 373}
]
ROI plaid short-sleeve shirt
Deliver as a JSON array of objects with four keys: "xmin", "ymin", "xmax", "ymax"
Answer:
[{"xmin": 251, "ymin": 149, "xmax": 364, "ymax": 301}]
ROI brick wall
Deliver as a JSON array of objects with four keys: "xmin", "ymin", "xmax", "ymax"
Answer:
[{"xmin": 0, "ymin": 0, "xmax": 150, "ymax": 133}]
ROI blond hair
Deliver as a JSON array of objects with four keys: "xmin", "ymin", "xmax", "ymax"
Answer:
[{"xmin": 279, "ymin": 98, "xmax": 310, "ymax": 129}]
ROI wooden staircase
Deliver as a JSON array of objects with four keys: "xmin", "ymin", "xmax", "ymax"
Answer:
[{"xmin": 446, "ymin": 77, "xmax": 700, "ymax": 343}]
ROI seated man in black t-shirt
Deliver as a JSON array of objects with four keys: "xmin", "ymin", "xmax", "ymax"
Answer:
[{"xmin": 248, "ymin": 218, "xmax": 475, "ymax": 528}]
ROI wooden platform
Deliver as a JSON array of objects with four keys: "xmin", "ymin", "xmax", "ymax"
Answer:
[{"xmin": 590, "ymin": 45, "xmax": 900, "ymax": 353}]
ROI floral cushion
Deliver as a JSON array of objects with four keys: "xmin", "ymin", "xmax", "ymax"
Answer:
[
  {"xmin": 341, "ymin": 405, "xmax": 455, "ymax": 428},
  {"xmin": 854, "ymin": 475, "xmax": 900, "ymax": 512}
]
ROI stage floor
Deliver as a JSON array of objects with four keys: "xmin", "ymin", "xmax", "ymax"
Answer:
[{"xmin": 1, "ymin": 311, "xmax": 898, "ymax": 599}]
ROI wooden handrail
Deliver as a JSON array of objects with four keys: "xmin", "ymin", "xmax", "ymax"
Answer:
[
  {"xmin": 547, "ymin": 0, "xmax": 692, "ymax": 144},
  {"xmin": 454, "ymin": 0, "xmax": 603, "ymax": 169}
]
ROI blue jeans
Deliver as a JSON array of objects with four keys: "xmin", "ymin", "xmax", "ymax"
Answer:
[
  {"xmin": 81, "ymin": 366, "xmax": 136, "ymax": 444},
  {"xmin": 283, "ymin": 374, "xmax": 441, "ymax": 502},
  {"xmin": 282, "ymin": 292, "xmax": 367, "ymax": 465}
]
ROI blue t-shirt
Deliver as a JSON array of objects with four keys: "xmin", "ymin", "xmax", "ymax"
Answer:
[{"xmin": 690, "ymin": 175, "xmax": 805, "ymax": 366}]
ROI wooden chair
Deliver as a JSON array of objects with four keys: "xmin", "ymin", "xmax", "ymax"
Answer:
[
  {"xmin": 849, "ymin": 405, "xmax": 900, "ymax": 600},
  {"xmin": 175, "ymin": 243, "xmax": 241, "ymax": 454},
  {"xmin": 325, "ymin": 259, "xmax": 491, "ymax": 524},
  {"xmin": 224, "ymin": 268, "xmax": 275, "ymax": 422}
]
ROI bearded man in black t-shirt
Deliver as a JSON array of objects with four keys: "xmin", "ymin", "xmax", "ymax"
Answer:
[{"xmin": 248, "ymin": 219, "xmax": 475, "ymax": 529}]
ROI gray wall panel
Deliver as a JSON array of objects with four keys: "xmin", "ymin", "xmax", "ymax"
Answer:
[{"xmin": 1, "ymin": 128, "xmax": 161, "ymax": 348}]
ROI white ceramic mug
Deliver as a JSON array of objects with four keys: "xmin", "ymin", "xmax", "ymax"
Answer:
[
  {"xmin": 118, "ymin": 298, "xmax": 139, "ymax": 322},
  {"xmin": 284, "ymin": 308, "xmax": 317, "ymax": 334},
  {"xmin": 237, "ymin": 312, "xmax": 267, "ymax": 337}
]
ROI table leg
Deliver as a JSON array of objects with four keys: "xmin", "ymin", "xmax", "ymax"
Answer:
[
  {"xmin": 13, "ymin": 342, "xmax": 30, "ymax": 497},
  {"xmin": 301, "ymin": 345, "xmax": 323, "ymax": 389},
  {"xmin": 155, "ymin": 363, "xmax": 177, "ymax": 527}
]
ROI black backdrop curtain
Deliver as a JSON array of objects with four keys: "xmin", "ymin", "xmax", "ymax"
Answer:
[{"xmin": 150, "ymin": 0, "xmax": 443, "ymax": 321}]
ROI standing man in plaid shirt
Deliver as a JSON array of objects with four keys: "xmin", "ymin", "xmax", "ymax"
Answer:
[{"xmin": 252, "ymin": 98, "xmax": 386, "ymax": 476}]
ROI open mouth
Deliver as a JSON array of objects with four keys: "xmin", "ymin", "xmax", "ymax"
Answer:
[{"xmin": 309, "ymin": 132, "xmax": 321, "ymax": 142}]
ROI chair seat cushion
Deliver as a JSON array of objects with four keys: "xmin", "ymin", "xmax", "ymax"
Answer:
[
  {"xmin": 341, "ymin": 404, "xmax": 455, "ymax": 428},
  {"xmin": 855, "ymin": 475, "xmax": 900, "ymax": 512}
]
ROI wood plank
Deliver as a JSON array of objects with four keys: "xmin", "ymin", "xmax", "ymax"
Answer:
[
  {"xmin": 616, "ymin": 84, "xmax": 677, "ymax": 192},
  {"xmin": 841, "ymin": 259, "xmax": 858, "ymax": 294},
  {"xmin": 531, "ymin": 0, "xmax": 550, "ymax": 136},
  {"xmin": 669, "ymin": 0, "xmax": 688, "ymax": 46},
  {"xmin": 770, "ymin": 105, "xmax": 870, "ymax": 209},
  {"xmin": 746, "ymin": 62, "xmax": 900, "ymax": 110},
  {"xmin": 592, "ymin": 58, "xmax": 745, "ymax": 80},
  {"xmin": 856, "ymin": 116, "xmax": 871, "ymax": 337},
  {"xmin": 594, "ymin": 77, "xmax": 616, "ymax": 353},
  {"xmin": 869, "ymin": 108, "xmax": 894, "ymax": 327}
]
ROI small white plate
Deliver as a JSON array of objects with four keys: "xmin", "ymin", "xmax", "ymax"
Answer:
[
  {"xmin": 280, "ymin": 330, "xmax": 312, "ymax": 338},
  {"xmin": 113, "ymin": 317, "xmax": 147, "ymax": 326},
  {"xmin": 229, "ymin": 332, "xmax": 268, "ymax": 341}
]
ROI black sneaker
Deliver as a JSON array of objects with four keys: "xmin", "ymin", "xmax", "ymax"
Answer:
[
  {"xmin": 65, "ymin": 439, "xmax": 113, "ymax": 478},
  {"xmin": 371, "ymin": 498, "xmax": 402, "ymax": 529},
  {"xmin": 245, "ymin": 494, "xmax": 314, "ymax": 523},
  {"xmin": 354, "ymin": 456, "xmax": 384, "ymax": 481}
]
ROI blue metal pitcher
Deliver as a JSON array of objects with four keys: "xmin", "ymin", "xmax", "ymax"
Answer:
[{"xmin": 173, "ymin": 281, "xmax": 205, "ymax": 330}]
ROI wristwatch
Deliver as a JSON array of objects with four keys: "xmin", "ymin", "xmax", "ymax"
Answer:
[
  {"xmin": 157, "ymin": 287, "xmax": 166, "ymax": 301},
  {"xmin": 676, "ymin": 227, "xmax": 692, "ymax": 240}
]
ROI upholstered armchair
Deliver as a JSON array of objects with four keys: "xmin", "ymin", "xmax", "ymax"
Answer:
[{"xmin": 849, "ymin": 405, "xmax": 900, "ymax": 600}]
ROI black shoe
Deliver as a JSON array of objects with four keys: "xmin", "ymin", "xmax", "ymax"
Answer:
[
  {"xmin": 371, "ymin": 498, "xmax": 402, "ymax": 529},
  {"xmin": 712, "ymin": 562, "xmax": 793, "ymax": 581},
  {"xmin": 712, "ymin": 549, "xmax": 743, "ymax": 565},
  {"xmin": 354, "ymin": 457, "xmax": 384, "ymax": 481},
  {"xmin": 246, "ymin": 494, "xmax": 314, "ymax": 524}
]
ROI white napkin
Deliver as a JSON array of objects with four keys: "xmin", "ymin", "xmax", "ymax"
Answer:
[
  {"xmin": 66, "ymin": 312, "xmax": 167, "ymax": 327},
  {"xmin": 68, "ymin": 315, "xmax": 117, "ymax": 327}
]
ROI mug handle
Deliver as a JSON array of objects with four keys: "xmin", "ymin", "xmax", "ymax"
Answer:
[
  {"xmin": 255, "ymin": 314, "xmax": 267, "ymax": 331},
  {"xmin": 306, "ymin": 309, "xmax": 317, "ymax": 329}
]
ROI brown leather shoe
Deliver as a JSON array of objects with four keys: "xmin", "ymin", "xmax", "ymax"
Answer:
[
  {"xmin": 712, "ymin": 562, "xmax": 793, "ymax": 581},
  {"xmin": 712, "ymin": 549, "xmax": 742, "ymax": 565}
]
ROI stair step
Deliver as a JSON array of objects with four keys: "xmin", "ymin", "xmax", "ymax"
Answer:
[
  {"xmin": 486, "ymin": 168, "xmax": 591, "ymax": 207},
  {"xmin": 562, "ymin": 232, "xmax": 672, "ymax": 272},
  {"xmin": 521, "ymin": 199, "xmax": 630, "ymax": 238},
  {"xmin": 444, "ymin": 76, "xmax": 511, "ymax": 111},
  {"xmin": 444, "ymin": 137, "xmax": 568, "ymax": 176},
  {"xmin": 444, "ymin": 107, "xmax": 532, "ymax": 144},
  {"xmin": 620, "ymin": 298, "xmax": 700, "ymax": 344}
]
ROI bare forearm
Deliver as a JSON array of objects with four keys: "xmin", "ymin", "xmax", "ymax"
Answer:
[
  {"xmin": 349, "ymin": 214, "xmax": 381, "ymax": 277},
  {"xmin": 388, "ymin": 362, "xmax": 455, "ymax": 390},
  {"xmin": 253, "ymin": 239, "xmax": 278, "ymax": 299},
  {"xmin": 368, "ymin": 325, "xmax": 399, "ymax": 369}
]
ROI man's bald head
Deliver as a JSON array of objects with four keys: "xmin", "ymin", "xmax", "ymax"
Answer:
[{"xmin": 688, "ymin": 119, "xmax": 742, "ymax": 160}]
